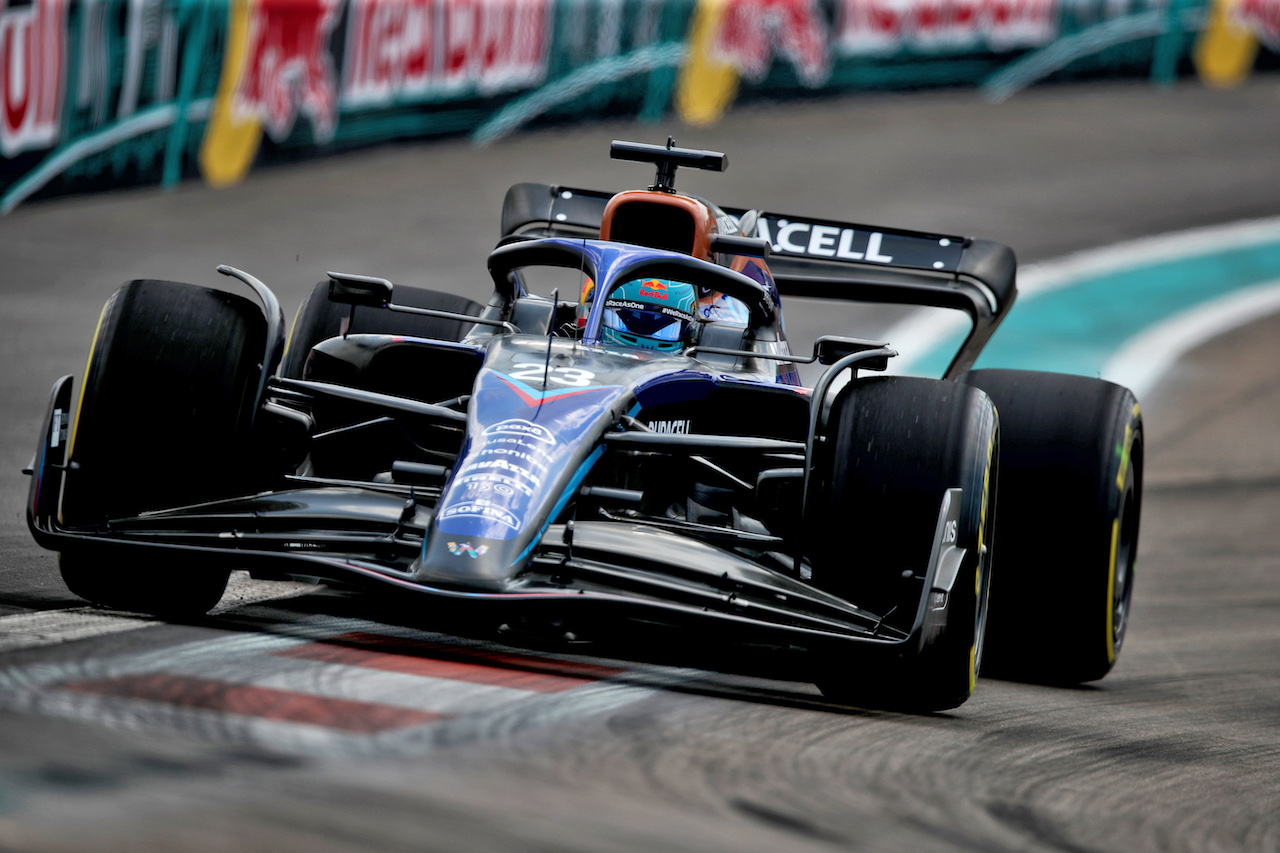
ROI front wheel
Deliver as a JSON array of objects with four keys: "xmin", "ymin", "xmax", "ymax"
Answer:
[
  {"xmin": 59, "ymin": 551, "xmax": 230, "ymax": 619},
  {"xmin": 59, "ymin": 279, "xmax": 267, "ymax": 617},
  {"xmin": 808, "ymin": 376, "xmax": 998, "ymax": 712}
]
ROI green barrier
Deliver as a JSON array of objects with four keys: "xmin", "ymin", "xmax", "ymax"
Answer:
[{"xmin": 1, "ymin": 0, "xmax": 1275, "ymax": 214}]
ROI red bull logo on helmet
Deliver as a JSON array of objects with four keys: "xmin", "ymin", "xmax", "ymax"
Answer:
[{"xmin": 638, "ymin": 279, "xmax": 669, "ymax": 300}]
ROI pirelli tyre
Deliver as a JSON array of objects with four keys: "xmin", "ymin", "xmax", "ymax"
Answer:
[
  {"xmin": 59, "ymin": 280, "xmax": 269, "ymax": 617},
  {"xmin": 809, "ymin": 376, "xmax": 998, "ymax": 712},
  {"xmin": 279, "ymin": 281, "xmax": 483, "ymax": 379},
  {"xmin": 960, "ymin": 369, "xmax": 1143, "ymax": 684}
]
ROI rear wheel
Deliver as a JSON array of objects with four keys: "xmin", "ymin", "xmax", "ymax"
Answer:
[
  {"xmin": 961, "ymin": 369, "xmax": 1142, "ymax": 684},
  {"xmin": 279, "ymin": 281, "xmax": 482, "ymax": 379},
  {"xmin": 60, "ymin": 280, "xmax": 268, "ymax": 617},
  {"xmin": 809, "ymin": 377, "xmax": 998, "ymax": 712}
]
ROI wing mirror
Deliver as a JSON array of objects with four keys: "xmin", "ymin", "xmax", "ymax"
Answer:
[
  {"xmin": 814, "ymin": 336, "xmax": 890, "ymax": 369},
  {"xmin": 709, "ymin": 234, "xmax": 770, "ymax": 258},
  {"xmin": 328, "ymin": 272, "xmax": 393, "ymax": 307}
]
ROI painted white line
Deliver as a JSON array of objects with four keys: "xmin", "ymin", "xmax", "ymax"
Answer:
[
  {"xmin": 0, "ymin": 572, "xmax": 318, "ymax": 654},
  {"xmin": 257, "ymin": 662, "xmax": 549, "ymax": 714},
  {"xmin": 0, "ymin": 605, "xmax": 699, "ymax": 757},
  {"xmin": 883, "ymin": 215, "xmax": 1280, "ymax": 375},
  {"xmin": 211, "ymin": 571, "xmax": 318, "ymax": 614},
  {"xmin": 18, "ymin": 671, "xmax": 677, "ymax": 759},
  {"xmin": 159, "ymin": 653, "xmax": 553, "ymax": 714},
  {"xmin": 9, "ymin": 687, "xmax": 381, "ymax": 755},
  {"xmin": 0, "ymin": 610, "xmax": 153, "ymax": 654},
  {"xmin": 1102, "ymin": 279, "xmax": 1280, "ymax": 400},
  {"xmin": 882, "ymin": 308, "xmax": 969, "ymax": 375},
  {"xmin": 384, "ymin": 676, "xmax": 678, "ymax": 754},
  {"xmin": 1015, "ymin": 215, "xmax": 1280, "ymax": 297}
]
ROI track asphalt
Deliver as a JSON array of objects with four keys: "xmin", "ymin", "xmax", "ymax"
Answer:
[{"xmin": 0, "ymin": 79, "xmax": 1279, "ymax": 851}]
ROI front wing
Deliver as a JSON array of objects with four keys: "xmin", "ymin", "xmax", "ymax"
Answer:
[{"xmin": 27, "ymin": 376, "xmax": 968, "ymax": 664}]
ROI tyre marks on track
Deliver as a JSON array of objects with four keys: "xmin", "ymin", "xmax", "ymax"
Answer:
[
  {"xmin": 63, "ymin": 674, "xmax": 447, "ymax": 733},
  {"xmin": 275, "ymin": 632, "xmax": 624, "ymax": 691},
  {"xmin": 0, "ymin": 604, "xmax": 684, "ymax": 758}
]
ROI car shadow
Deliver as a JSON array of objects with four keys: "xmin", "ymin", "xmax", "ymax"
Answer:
[{"xmin": 197, "ymin": 583, "xmax": 948, "ymax": 719}]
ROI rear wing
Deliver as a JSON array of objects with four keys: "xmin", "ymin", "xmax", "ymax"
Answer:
[
  {"xmin": 501, "ymin": 183, "xmax": 615, "ymax": 242},
  {"xmin": 500, "ymin": 183, "xmax": 1016, "ymax": 378}
]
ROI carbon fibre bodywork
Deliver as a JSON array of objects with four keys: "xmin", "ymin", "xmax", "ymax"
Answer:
[{"xmin": 25, "ymin": 143, "xmax": 1020, "ymax": 683}]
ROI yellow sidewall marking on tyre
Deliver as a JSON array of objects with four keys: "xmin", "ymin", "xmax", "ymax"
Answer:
[
  {"xmin": 1116, "ymin": 421, "xmax": 1133, "ymax": 490},
  {"xmin": 63, "ymin": 300, "xmax": 111, "ymax": 525},
  {"xmin": 66, "ymin": 301, "xmax": 110, "ymax": 464},
  {"xmin": 281, "ymin": 299, "xmax": 306, "ymax": 372},
  {"xmin": 1105, "ymin": 517, "xmax": 1120, "ymax": 662},
  {"xmin": 978, "ymin": 428, "xmax": 993, "ymax": 559},
  {"xmin": 1107, "ymin": 405, "xmax": 1140, "ymax": 661},
  {"xmin": 970, "ymin": 427, "xmax": 996, "ymax": 693}
]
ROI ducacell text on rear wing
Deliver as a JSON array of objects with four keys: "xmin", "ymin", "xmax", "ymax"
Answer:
[
  {"xmin": 725, "ymin": 209, "xmax": 1017, "ymax": 379},
  {"xmin": 499, "ymin": 183, "xmax": 1017, "ymax": 379}
]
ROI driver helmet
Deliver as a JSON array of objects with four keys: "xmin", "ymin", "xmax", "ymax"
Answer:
[{"xmin": 600, "ymin": 278, "xmax": 697, "ymax": 352}]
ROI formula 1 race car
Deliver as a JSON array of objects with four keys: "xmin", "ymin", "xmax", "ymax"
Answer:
[{"xmin": 25, "ymin": 140, "xmax": 1143, "ymax": 711}]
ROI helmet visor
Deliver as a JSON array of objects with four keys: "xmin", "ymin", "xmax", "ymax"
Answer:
[
  {"xmin": 601, "ymin": 295, "xmax": 694, "ymax": 343},
  {"xmin": 603, "ymin": 306, "xmax": 687, "ymax": 341}
]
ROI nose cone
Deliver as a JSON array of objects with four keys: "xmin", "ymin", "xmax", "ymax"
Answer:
[{"xmin": 412, "ymin": 536, "xmax": 523, "ymax": 592}]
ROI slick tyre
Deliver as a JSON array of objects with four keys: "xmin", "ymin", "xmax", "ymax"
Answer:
[
  {"xmin": 279, "ymin": 281, "xmax": 483, "ymax": 379},
  {"xmin": 960, "ymin": 369, "xmax": 1143, "ymax": 684},
  {"xmin": 809, "ymin": 377, "xmax": 998, "ymax": 712},
  {"xmin": 59, "ymin": 280, "xmax": 269, "ymax": 617},
  {"xmin": 58, "ymin": 551, "xmax": 232, "ymax": 619}
]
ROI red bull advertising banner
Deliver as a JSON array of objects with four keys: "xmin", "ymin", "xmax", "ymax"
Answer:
[
  {"xmin": 2, "ymin": 0, "xmax": 1277, "ymax": 213},
  {"xmin": 1, "ymin": 0, "xmax": 65, "ymax": 159}
]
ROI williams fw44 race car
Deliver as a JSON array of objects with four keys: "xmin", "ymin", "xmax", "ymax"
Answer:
[{"xmin": 26, "ymin": 141, "xmax": 1143, "ymax": 712}]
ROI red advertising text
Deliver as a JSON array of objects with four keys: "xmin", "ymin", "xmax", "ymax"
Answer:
[
  {"xmin": 1, "ymin": 0, "xmax": 65, "ymax": 158},
  {"xmin": 235, "ymin": 0, "xmax": 341, "ymax": 142},
  {"xmin": 712, "ymin": 0, "xmax": 830, "ymax": 86},
  {"xmin": 344, "ymin": 0, "xmax": 549, "ymax": 106},
  {"xmin": 1236, "ymin": 0, "xmax": 1280, "ymax": 48},
  {"xmin": 837, "ymin": 0, "xmax": 1057, "ymax": 55}
]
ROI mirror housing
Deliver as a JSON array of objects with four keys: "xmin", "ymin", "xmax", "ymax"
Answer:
[
  {"xmin": 814, "ymin": 336, "xmax": 890, "ymax": 369},
  {"xmin": 328, "ymin": 272, "xmax": 393, "ymax": 308},
  {"xmin": 710, "ymin": 234, "xmax": 770, "ymax": 257}
]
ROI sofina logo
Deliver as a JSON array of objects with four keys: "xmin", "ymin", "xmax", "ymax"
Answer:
[{"xmin": 447, "ymin": 541, "xmax": 489, "ymax": 559}]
